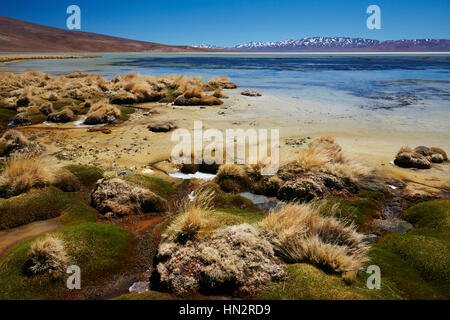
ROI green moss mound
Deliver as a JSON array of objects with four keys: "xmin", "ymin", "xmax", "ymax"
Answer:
[
  {"xmin": 124, "ymin": 174, "xmax": 175, "ymax": 199},
  {"xmin": 0, "ymin": 187, "xmax": 96, "ymax": 230},
  {"xmin": 0, "ymin": 223, "xmax": 132, "ymax": 300},
  {"xmin": 402, "ymin": 198, "xmax": 449, "ymax": 230},
  {"xmin": 56, "ymin": 192, "xmax": 97, "ymax": 226},
  {"xmin": 64, "ymin": 164, "xmax": 104, "ymax": 187},
  {"xmin": 369, "ymin": 198, "xmax": 450, "ymax": 299},
  {"xmin": 257, "ymin": 263, "xmax": 399, "ymax": 300}
]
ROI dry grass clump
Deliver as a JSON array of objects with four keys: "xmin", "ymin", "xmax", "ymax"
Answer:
[
  {"xmin": 130, "ymin": 82, "xmax": 163, "ymax": 102},
  {"xmin": 173, "ymin": 89, "xmax": 223, "ymax": 106},
  {"xmin": 183, "ymin": 86, "xmax": 203, "ymax": 99},
  {"xmin": 47, "ymin": 107, "xmax": 74, "ymax": 123},
  {"xmin": 212, "ymin": 88, "xmax": 228, "ymax": 98},
  {"xmin": 162, "ymin": 188, "xmax": 217, "ymax": 243},
  {"xmin": 155, "ymin": 223, "xmax": 285, "ymax": 297},
  {"xmin": 110, "ymin": 90, "xmax": 138, "ymax": 105},
  {"xmin": 295, "ymin": 137, "xmax": 381, "ymax": 190},
  {"xmin": 245, "ymin": 163, "xmax": 282, "ymax": 196},
  {"xmin": 204, "ymin": 77, "xmax": 238, "ymax": 90},
  {"xmin": 84, "ymin": 99, "xmax": 121, "ymax": 125},
  {"xmin": 215, "ymin": 164, "xmax": 249, "ymax": 193},
  {"xmin": 0, "ymin": 129, "xmax": 29, "ymax": 156},
  {"xmin": 0, "ymin": 155, "xmax": 55, "ymax": 197},
  {"xmin": 259, "ymin": 203, "xmax": 369, "ymax": 281},
  {"xmin": 0, "ymin": 71, "xmax": 237, "ymax": 126},
  {"xmin": 11, "ymin": 112, "xmax": 31, "ymax": 126},
  {"xmin": 199, "ymin": 95, "xmax": 223, "ymax": 106},
  {"xmin": 25, "ymin": 234, "xmax": 68, "ymax": 278}
]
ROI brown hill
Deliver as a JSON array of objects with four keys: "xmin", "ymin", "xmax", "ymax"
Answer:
[{"xmin": 0, "ymin": 15, "xmax": 219, "ymax": 53}]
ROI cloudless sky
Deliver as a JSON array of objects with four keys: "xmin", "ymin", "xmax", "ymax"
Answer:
[{"xmin": 1, "ymin": 0, "xmax": 449, "ymax": 46}]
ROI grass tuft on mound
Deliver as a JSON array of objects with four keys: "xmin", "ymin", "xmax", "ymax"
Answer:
[{"xmin": 0, "ymin": 223, "xmax": 132, "ymax": 300}]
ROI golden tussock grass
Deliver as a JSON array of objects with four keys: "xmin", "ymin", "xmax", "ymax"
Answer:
[
  {"xmin": 213, "ymin": 88, "xmax": 228, "ymax": 98},
  {"xmin": 0, "ymin": 155, "xmax": 57, "ymax": 197},
  {"xmin": 200, "ymin": 95, "xmax": 223, "ymax": 105},
  {"xmin": 183, "ymin": 86, "xmax": 203, "ymax": 98},
  {"xmin": 162, "ymin": 188, "xmax": 217, "ymax": 243},
  {"xmin": 27, "ymin": 234, "xmax": 69, "ymax": 278},
  {"xmin": 0, "ymin": 129, "xmax": 29, "ymax": 156},
  {"xmin": 397, "ymin": 146, "xmax": 412, "ymax": 154},
  {"xmin": 297, "ymin": 137, "xmax": 381, "ymax": 190},
  {"xmin": 259, "ymin": 203, "xmax": 369, "ymax": 281},
  {"xmin": 0, "ymin": 71, "xmax": 233, "ymax": 114},
  {"xmin": 217, "ymin": 164, "xmax": 248, "ymax": 180},
  {"xmin": 215, "ymin": 164, "xmax": 250, "ymax": 193},
  {"xmin": 161, "ymin": 188, "xmax": 244, "ymax": 243},
  {"xmin": 87, "ymin": 100, "xmax": 121, "ymax": 118}
]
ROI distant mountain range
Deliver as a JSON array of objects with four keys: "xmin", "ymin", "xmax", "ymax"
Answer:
[
  {"xmin": 0, "ymin": 16, "xmax": 220, "ymax": 53},
  {"xmin": 195, "ymin": 37, "xmax": 450, "ymax": 52}
]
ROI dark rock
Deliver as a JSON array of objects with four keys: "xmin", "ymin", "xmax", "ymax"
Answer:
[
  {"xmin": 241, "ymin": 90, "xmax": 262, "ymax": 97},
  {"xmin": 148, "ymin": 121, "xmax": 176, "ymax": 132},
  {"xmin": 372, "ymin": 219, "xmax": 414, "ymax": 234},
  {"xmin": 90, "ymin": 178, "xmax": 167, "ymax": 218},
  {"xmin": 362, "ymin": 234, "xmax": 379, "ymax": 243},
  {"xmin": 239, "ymin": 192, "xmax": 284, "ymax": 211},
  {"xmin": 394, "ymin": 150, "xmax": 431, "ymax": 169}
]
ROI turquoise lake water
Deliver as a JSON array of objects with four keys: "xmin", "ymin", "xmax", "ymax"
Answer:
[{"xmin": 1, "ymin": 53, "xmax": 449, "ymax": 112}]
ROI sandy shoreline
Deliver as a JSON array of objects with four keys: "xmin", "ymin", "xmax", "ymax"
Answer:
[{"xmin": 18, "ymin": 88, "xmax": 449, "ymax": 194}]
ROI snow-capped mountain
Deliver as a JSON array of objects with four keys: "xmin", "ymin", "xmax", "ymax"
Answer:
[{"xmin": 195, "ymin": 37, "xmax": 450, "ymax": 52}]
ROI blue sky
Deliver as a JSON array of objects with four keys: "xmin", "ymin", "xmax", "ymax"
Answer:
[{"xmin": 1, "ymin": 0, "xmax": 449, "ymax": 46}]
